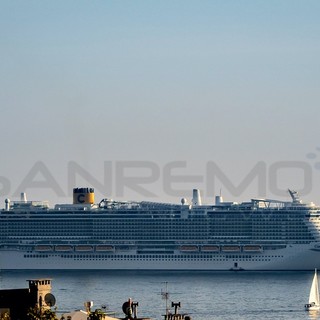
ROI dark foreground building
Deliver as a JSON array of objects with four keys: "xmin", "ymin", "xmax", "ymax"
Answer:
[{"xmin": 0, "ymin": 279, "xmax": 55, "ymax": 320}]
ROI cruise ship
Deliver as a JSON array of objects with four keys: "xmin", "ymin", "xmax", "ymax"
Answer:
[{"xmin": 1, "ymin": 187, "xmax": 320, "ymax": 270}]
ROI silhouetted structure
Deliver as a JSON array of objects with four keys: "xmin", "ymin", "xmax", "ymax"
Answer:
[
  {"xmin": 0, "ymin": 279, "xmax": 55, "ymax": 320},
  {"xmin": 163, "ymin": 302, "xmax": 192, "ymax": 320},
  {"xmin": 120, "ymin": 298, "xmax": 151, "ymax": 320}
]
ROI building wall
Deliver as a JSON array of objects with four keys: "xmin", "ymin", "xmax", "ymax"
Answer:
[{"xmin": 0, "ymin": 279, "xmax": 53, "ymax": 320}]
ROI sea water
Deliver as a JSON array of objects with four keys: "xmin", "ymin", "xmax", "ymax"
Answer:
[{"xmin": 1, "ymin": 270, "xmax": 320, "ymax": 320}]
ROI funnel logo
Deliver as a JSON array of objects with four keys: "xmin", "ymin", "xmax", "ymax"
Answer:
[
  {"xmin": 77, "ymin": 194, "xmax": 85, "ymax": 203},
  {"xmin": 72, "ymin": 187, "xmax": 95, "ymax": 204}
]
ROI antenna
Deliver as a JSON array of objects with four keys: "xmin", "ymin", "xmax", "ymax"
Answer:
[
  {"xmin": 84, "ymin": 301, "xmax": 93, "ymax": 315},
  {"xmin": 171, "ymin": 302, "xmax": 181, "ymax": 315},
  {"xmin": 288, "ymin": 189, "xmax": 302, "ymax": 204},
  {"xmin": 132, "ymin": 301, "xmax": 139, "ymax": 318},
  {"xmin": 161, "ymin": 281, "xmax": 170, "ymax": 317},
  {"xmin": 122, "ymin": 298, "xmax": 133, "ymax": 317}
]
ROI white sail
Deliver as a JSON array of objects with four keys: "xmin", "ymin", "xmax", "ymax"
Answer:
[{"xmin": 309, "ymin": 269, "xmax": 320, "ymax": 305}]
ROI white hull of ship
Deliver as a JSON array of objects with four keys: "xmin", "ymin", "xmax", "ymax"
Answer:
[{"xmin": 1, "ymin": 243, "xmax": 320, "ymax": 270}]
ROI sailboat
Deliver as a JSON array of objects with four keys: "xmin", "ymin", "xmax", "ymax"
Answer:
[{"xmin": 305, "ymin": 269, "xmax": 320, "ymax": 311}]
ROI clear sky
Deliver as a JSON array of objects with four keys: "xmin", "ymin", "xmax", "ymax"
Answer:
[{"xmin": 1, "ymin": 1, "xmax": 320, "ymax": 206}]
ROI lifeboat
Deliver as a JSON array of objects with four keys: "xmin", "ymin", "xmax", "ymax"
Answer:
[
  {"xmin": 95, "ymin": 245, "xmax": 114, "ymax": 252},
  {"xmin": 179, "ymin": 246, "xmax": 198, "ymax": 252},
  {"xmin": 35, "ymin": 245, "xmax": 53, "ymax": 252},
  {"xmin": 201, "ymin": 246, "xmax": 220, "ymax": 252},
  {"xmin": 222, "ymin": 246, "xmax": 241, "ymax": 252},
  {"xmin": 243, "ymin": 245, "xmax": 262, "ymax": 252},
  {"xmin": 55, "ymin": 245, "xmax": 73, "ymax": 252},
  {"xmin": 75, "ymin": 245, "xmax": 93, "ymax": 252}
]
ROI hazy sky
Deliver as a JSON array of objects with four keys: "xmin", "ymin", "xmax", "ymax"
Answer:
[{"xmin": 1, "ymin": 1, "xmax": 320, "ymax": 206}]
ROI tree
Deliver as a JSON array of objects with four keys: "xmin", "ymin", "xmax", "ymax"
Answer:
[
  {"xmin": 0, "ymin": 312, "xmax": 10, "ymax": 320},
  {"xmin": 27, "ymin": 306, "xmax": 58, "ymax": 320},
  {"xmin": 88, "ymin": 309, "xmax": 105, "ymax": 320}
]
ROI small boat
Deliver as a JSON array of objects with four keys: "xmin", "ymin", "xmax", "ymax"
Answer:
[
  {"xmin": 179, "ymin": 246, "xmax": 198, "ymax": 252},
  {"xmin": 55, "ymin": 245, "xmax": 73, "ymax": 252},
  {"xmin": 75, "ymin": 245, "xmax": 94, "ymax": 252},
  {"xmin": 305, "ymin": 269, "xmax": 320, "ymax": 311},
  {"xmin": 95, "ymin": 245, "xmax": 114, "ymax": 252},
  {"xmin": 201, "ymin": 246, "xmax": 220, "ymax": 252},
  {"xmin": 222, "ymin": 245, "xmax": 240, "ymax": 252},
  {"xmin": 242, "ymin": 245, "xmax": 262, "ymax": 252}
]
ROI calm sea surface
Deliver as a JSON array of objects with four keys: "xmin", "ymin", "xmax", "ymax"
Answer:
[{"xmin": 1, "ymin": 270, "xmax": 320, "ymax": 320}]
